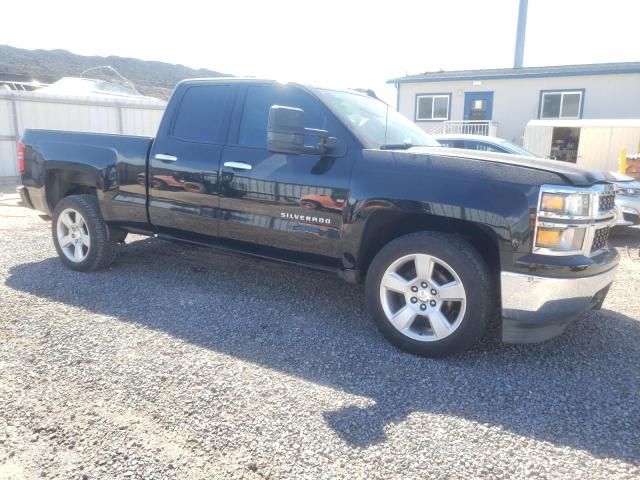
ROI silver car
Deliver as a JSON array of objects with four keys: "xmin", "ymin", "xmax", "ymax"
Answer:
[
  {"xmin": 434, "ymin": 134, "xmax": 639, "ymax": 227},
  {"xmin": 610, "ymin": 171, "xmax": 640, "ymax": 227},
  {"xmin": 433, "ymin": 134, "xmax": 538, "ymax": 156}
]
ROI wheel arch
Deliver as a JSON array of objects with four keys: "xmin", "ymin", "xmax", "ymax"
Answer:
[
  {"xmin": 36, "ymin": 141, "xmax": 118, "ymax": 214},
  {"xmin": 356, "ymin": 210, "xmax": 502, "ymax": 283},
  {"xmin": 45, "ymin": 167, "xmax": 99, "ymax": 212}
]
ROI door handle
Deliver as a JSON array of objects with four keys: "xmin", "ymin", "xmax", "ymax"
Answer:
[
  {"xmin": 155, "ymin": 153, "xmax": 177, "ymax": 162},
  {"xmin": 224, "ymin": 162, "xmax": 252, "ymax": 171}
]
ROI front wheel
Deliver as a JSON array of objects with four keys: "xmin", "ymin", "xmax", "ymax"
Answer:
[
  {"xmin": 365, "ymin": 232, "xmax": 495, "ymax": 357},
  {"xmin": 52, "ymin": 194, "xmax": 117, "ymax": 272}
]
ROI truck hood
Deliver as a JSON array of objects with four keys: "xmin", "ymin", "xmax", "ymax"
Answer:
[{"xmin": 408, "ymin": 146, "xmax": 615, "ymax": 186}]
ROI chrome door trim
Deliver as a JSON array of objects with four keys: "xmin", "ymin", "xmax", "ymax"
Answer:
[
  {"xmin": 223, "ymin": 162, "xmax": 252, "ymax": 170},
  {"xmin": 154, "ymin": 153, "xmax": 178, "ymax": 162}
]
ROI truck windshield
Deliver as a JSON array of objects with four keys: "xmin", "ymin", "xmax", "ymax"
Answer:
[{"xmin": 316, "ymin": 89, "xmax": 440, "ymax": 149}]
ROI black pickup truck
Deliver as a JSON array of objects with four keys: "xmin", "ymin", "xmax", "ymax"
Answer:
[{"xmin": 17, "ymin": 78, "xmax": 619, "ymax": 356}]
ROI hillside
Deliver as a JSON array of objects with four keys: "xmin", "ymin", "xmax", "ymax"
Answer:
[{"xmin": 0, "ymin": 45, "xmax": 231, "ymax": 99}]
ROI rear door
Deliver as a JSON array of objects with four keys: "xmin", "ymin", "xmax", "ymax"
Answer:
[
  {"xmin": 148, "ymin": 82, "xmax": 237, "ymax": 239},
  {"xmin": 218, "ymin": 83, "xmax": 353, "ymax": 262}
]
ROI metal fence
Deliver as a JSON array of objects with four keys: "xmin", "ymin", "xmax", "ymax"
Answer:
[{"xmin": 0, "ymin": 90, "xmax": 166, "ymax": 180}]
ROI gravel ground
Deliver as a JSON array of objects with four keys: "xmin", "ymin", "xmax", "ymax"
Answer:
[{"xmin": 1, "ymin": 188, "xmax": 639, "ymax": 479}]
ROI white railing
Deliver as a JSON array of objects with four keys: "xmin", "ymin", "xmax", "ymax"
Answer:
[{"xmin": 428, "ymin": 121, "xmax": 498, "ymax": 137}]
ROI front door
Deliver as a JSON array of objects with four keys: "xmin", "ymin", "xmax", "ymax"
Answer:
[
  {"xmin": 463, "ymin": 92, "xmax": 494, "ymax": 121},
  {"xmin": 218, "ymin": 83, "xmax": 353, "ymax": 263},
  {"xmin": 148, "ymin": 83, "xmax": 237, "ymax": 239}
]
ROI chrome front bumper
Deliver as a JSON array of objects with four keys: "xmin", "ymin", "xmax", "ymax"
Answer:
[{"xmin": 501, "ymin": 266, "xmax": 618, "ymax": 343}]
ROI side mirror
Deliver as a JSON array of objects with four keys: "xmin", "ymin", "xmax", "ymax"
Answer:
[
  {"xmin": 267, "ymin": 105, "xmax": 337, "ymax": 156},
  {"xmin": 267, "ymin": 105, "xmax": 306, "ymax": 154}
]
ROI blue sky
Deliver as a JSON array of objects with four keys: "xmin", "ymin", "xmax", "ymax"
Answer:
[{"xmin": 1, "ymin": 0, "xmax": 638, "ymax": 104}]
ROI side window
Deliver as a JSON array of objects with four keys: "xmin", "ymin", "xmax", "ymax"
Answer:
[
  {"xmin": 172, "ymin": 85, "xmax": 233, "ymax": 143},
  {"xmin": 464, "ymin": 140, "xmax": 499, "ymax": 152},
  {"xmin": 438, "ymin": 140, "xmax": 463, "ymax": 148},
  {"xmin": 238, "ymin": 85, "xmax": 329, "ymax": 149},
  {"xmin": 488, "ymin": 144, "xmax": 509, "ymax": 153},
  {"xmin": 464, "ymin": 140, "xmax": 504, "ymax": 153}
]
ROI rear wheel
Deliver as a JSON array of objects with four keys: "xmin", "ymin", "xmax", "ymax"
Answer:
[
  {"xmin": 52, "ymin": 194, "xmax": 117, "ymax": 272},
  {"xmin": 365, "ymin": 232, "xmax": 494, "ymax": 357}
]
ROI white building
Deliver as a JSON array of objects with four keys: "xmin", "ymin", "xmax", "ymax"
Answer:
[{"xmin": 389, "ymin": 62, "xmax": 640, "ymax": 145}]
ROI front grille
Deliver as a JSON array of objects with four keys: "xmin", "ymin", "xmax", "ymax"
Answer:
[
  {"xmin": 598, "ymin": 193, "xmax": 615, "ymax": 212},
  {"xmin": 591, "ymin": 227, "xmax": 610, "ymax": 253}
]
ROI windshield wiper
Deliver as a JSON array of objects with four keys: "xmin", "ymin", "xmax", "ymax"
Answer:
[{"xmin": 380, "ymin": 142, "xmax": 414, "ymax": 150}]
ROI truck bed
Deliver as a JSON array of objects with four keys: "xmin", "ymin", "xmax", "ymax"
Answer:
[{"xmin": 20, "ymin": 129, "xmax": 154, "ymax": 228}]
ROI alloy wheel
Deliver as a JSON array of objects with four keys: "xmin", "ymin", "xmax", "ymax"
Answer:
[
  {"xmin": 56, "ymin": 208, "xmax": 91, "ymax": 263},
  {"xmin": 379, "ymin": 253, "xmax": 466, "ymax": 342}
]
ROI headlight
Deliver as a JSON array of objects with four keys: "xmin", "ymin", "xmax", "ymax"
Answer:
[
  {"xmin": 535, "ymin": 184, "xmax": 615, "ymax": 256},
  {"xmin": 614, "ymin": 185, "xmax": 640, "ymax": 197},
  {"xmin": 540, "ymin": 192, "xmax": 591, "ymax": 216},
  {"xmin": 535, "ymin": 226, "xmax": 586, "ymax": 251}
]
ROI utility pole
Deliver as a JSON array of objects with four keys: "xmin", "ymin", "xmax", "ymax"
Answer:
[{"xmin": 513, "ymin": 0, "xmax": 528, "ymax": 68}]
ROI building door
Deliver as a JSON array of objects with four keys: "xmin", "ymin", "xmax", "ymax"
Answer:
[{"xmin": 463, "ymin": 92, "xmax": 494, "ymax": 121}]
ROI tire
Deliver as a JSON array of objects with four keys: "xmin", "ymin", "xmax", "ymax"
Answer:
[
  {"xmin": 51, "ymin": 194, "xmax": 118, "ymax": 272},
  {"xmin": 365, "ymin": 231, "xmax": 495, "ymax": 357}
]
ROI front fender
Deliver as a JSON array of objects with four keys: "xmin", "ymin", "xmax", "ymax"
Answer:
[{"xmin": 341, "ymin": 150, "xmax": 559, "ymax": 273}]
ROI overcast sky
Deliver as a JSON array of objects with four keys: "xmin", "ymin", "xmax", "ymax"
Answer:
[{"xmin": 1, "ymin": 0, "xmax": 639, "ymax": 104}]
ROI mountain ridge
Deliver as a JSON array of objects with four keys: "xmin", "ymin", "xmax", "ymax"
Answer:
[{"xmin": 0, "ymin": 44, "xmax": 231, "ymax": 99}]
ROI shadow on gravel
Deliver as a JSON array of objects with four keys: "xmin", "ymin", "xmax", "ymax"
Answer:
[{"xmin": 6, "ymin": 234, "xmax": 640, "ymax": 464}]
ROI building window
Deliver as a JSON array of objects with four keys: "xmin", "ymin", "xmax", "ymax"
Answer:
[
  {"xmin": 416, "ymin": 94, "xmax": 450, "ymax": 121},
  {"xmin": 540, "ymin": 90, "xmax": 583, "ymax": 119}
]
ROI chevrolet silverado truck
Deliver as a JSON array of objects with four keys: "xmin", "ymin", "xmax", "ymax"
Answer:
[{"xmin": 17, "ymin": 78, "xmax": 619, "ymax": 356}]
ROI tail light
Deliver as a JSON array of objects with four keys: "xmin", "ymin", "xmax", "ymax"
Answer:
[{"xmin": 17, "ymin": 141, "xmax": 25, "ymax": 174}]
